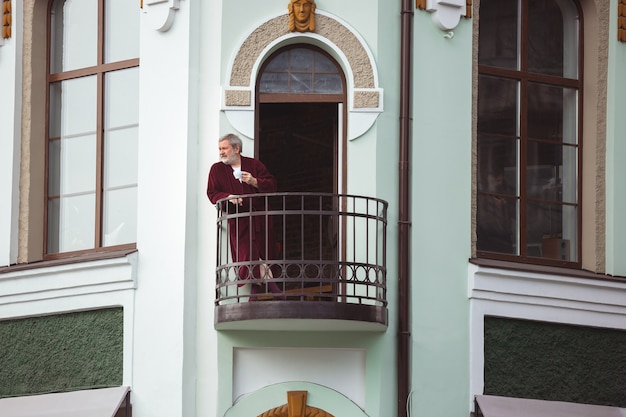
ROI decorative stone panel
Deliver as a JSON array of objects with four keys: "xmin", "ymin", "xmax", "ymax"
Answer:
[{"xmin": 225, "ymin": 90, "xmax": 252, "ymax": 107}]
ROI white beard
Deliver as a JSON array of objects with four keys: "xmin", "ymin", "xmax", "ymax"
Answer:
[{"xmin": 221, "ymin": 153, "xmax": 238, "ymax": 165}]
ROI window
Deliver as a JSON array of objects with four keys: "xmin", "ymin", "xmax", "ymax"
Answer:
[
  {"xmin": 258, "ymin": 47, "xmax": 343, "ymax": 94},
  {"xmin": 476, "ymin": 0, "xmax": 582, "ymax": 266},
  {"xmin": 46, "ymin": 0, "xmax": 139, "ymax": 257}
]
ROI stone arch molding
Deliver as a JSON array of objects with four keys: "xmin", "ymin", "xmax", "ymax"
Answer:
[{"xmin": 223, "ymin": 10, "xmax": 383, "ymax": 140}]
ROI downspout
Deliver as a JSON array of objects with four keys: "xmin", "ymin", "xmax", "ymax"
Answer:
[{"xmin": 398, "ymin": 0, "xmax": 413, "ymax": 416}]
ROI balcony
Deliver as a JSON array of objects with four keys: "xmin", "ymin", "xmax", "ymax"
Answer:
[{"xmin": 214, "ymin": 193, "xmax": 388, "ymax": 331}]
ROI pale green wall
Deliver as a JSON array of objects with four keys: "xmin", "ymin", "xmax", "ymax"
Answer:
[
  {"xmin": 216, "ymin": 2, "xmax": 403, "ymax": 417},
  {"xmin": 0, "ymin": 309, "xmax": 123, "ymax": 397},
  {"xmin": 216, "ymin": 331, "xmax": 395, "ymax": 416},
  {"xmin": 212, "ymin": 2, "xmax": 624, "ymax": 416},
  {"xmin": 605, "ymin": 3, "xmax": 626, "ymax": 277},
  {"xmin": 410, "ymin": 10, "xmax": 473, "ymax": 417},
  {"xmin": 215, "ymin": 1, "xmax": 474, "ymax": 416}
]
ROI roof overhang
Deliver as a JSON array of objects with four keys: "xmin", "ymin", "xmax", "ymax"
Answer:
[
  {"xmin": 476, "ymin": 395, "xmax": 626, "ymax": 417},
  {"xmin": 0, "ymin": 386, "xmax": 130, "ymax": 417}
]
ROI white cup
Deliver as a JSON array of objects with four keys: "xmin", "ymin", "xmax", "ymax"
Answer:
[{"xmin": 233, "ymin": 168, "xmax": 242, "ymax": 180}]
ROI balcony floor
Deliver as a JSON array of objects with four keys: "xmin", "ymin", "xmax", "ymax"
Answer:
[{"xmin": 215, "ymin": 301, "xmax": 387, "ymax": 331}]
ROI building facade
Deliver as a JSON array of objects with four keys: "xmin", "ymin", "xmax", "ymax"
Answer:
[{"xmin": 1, "ymin": 0, "xmax": 625, "ymax": 416}]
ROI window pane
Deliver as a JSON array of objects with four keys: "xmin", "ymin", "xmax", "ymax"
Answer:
[
  {"xmin": 105, "ymin": 67, "xmax": 140, "ymax": 129},
  {"xmin": 314, "ymin": 74, "xmax": 342, "ymax": 94},
  {"xmin": 49, "ymin": 0, "xmax": 98, "ymax": 73},
  {"xmin": 290, "ymin": 73, "xmax": 312, "ymax": 93},
  {"xmin": 478, "ymin": 134, "xmax": 519, "ymax": 197},
  {"xmin": 477, "ymin": 133, "xmax": 519, "ymax": 255},
  {"xmin": 528, "ymin": 0, "xmax": 578, "ymax": 78},
  {"xmin": 103, "ymin": 187, "xmax": 137, "ymax": 247},
  {"xmin": 527, "ymin": 202, "xmax": 577, "ymax": 261},
  {"xmin": 314, "ymin": 51, "xmax": 338, "ymax": 73},
  {"xmin": 560, "ymin": 145, "xmax": 578, "ymax": 204},
  {"xmin": 477, "ymin": 75, "xmax": 519, "ymax": 136},
  {"xmin": 527, "ymin": 142, "xmax": 577, "ymax": 204},
  {"xmin": 48, "ymin": 134, "xmax": 97, "ymax": 196},
  {"xmin": 47, "ymin": 194, "xmax": 96, "ymax": 253},
  {"xmin": 527, "ymin": 83, "xmax": 577, "ymax": 143},
  {"xmin": 49, "ymin": 77, "xmax": 98, "ymax": 138},
  {"xmin": 260, "ymin": 73, "xmax": 289, "ymax": 93},
  {"xmin": 265, "ymin": 52, "xmax": 289, "ymax": 71},
  {"xmin": 105, "ymin": 0, "xmax": 140, "ymax": 63},
  {"xmin": 527, "ymin": 143, "xmax": 561, "ymax": 202},
  {"xmin": 291, "ymin": 48, "xmax": 314, "ymax": 72},
  {"xmin": 104, "ymin": 127, "xmax": 138, "ymax": 188},
  {"xmin": 477, "ymin": 194, "xmax": 518, "ymax": 254},
  {"xmin": 478, "ymin": 0, "xmax": 519, "ymax": 70}
]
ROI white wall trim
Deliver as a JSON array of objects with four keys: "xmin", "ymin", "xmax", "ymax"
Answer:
[
  {"xmin": 0, "ymin": 252, "xmax": 137, "ymax": 312},
  {"xmin": 468, "ymin": 262, "xmax": 626, "ymax": 411}
]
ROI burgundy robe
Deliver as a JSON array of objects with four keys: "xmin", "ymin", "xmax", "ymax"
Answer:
[{"xmin": 207, "ymin": 156, "xmax": 278, "ymax": 281}]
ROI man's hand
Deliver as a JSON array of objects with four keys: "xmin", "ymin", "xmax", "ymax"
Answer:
[
  {"xmin": 228, "ymin": 194, "xmax": 243, "ymax": 205},
  {"xmin": 241, "ymin": 171, "xmax": 258, "ymax": 188}
]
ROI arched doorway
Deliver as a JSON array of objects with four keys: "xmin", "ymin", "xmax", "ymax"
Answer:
[
  {"xmin": 255, "ymin": 45, "xmax": 347, "ymax": 293},
  {"xmin": 255, "ymin": 45, "xmax": 346, "ymax": 194}
]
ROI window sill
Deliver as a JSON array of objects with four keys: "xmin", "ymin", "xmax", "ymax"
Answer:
[
  {"xmin": 0, "ymin": 248, "xmax": 138, "ymax": 275},
  {"xmin": 469, "ymin": 257, "xmax": 626, "ymax": 283}
]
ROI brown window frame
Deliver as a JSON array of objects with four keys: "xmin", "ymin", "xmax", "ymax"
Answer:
[
  {"xmin": 44, "ymin": 0, "xmax": 139, "ymax": 260},
  {"xmin": 476, "ymin": 0, "xmax": 584, "ymax": 268}
]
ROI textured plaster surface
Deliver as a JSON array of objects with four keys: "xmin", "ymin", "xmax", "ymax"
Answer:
[
  {"xmin": 229, "ymin": 15, "xmax": 289, "ymax": 87},
  {"xmin": 593, "ymin": 0, "xmax": 609, "ymax": 273},
  {"xmin": 353, "ymin": 91, "xmax": 379, "ymax": 108},
  {"xmin": 18, "ymin": 0, "xmax": 35, "ymax": 263},
  {"xmin": 225, "ymin": 90, "xmax": 252, "ymax": 107}
]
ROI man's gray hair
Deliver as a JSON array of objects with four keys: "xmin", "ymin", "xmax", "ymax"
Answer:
[{"xmin": 219, "ymin": 133, "xmax": 242, "ymax": 153}]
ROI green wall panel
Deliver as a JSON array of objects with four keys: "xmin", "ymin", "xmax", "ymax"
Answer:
[
  {"xmin": 484, "ymin": 316, "xmax": 626, "ymax": 407},
  {"xmin": 0, "ymin": 308, "xmax": 123, "ymax": 398}
]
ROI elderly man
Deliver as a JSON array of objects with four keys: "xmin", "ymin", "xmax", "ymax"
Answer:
[{"xmin": 207, "ymin": 133, "xmax": 282, "ymax": 299}]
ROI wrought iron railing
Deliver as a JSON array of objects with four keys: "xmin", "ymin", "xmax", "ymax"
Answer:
[{"xmin": 214, "ymin": 193, "xmax": 387, "ymax": 308}]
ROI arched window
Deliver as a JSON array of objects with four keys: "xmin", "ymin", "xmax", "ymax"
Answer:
[
  {"xmin": 45, "ymin": 0, "xmax": 139, "ymax": 257},
  {"xmin": 255, "ymin": 45, "xmax": 346, "ymax": 196},
  {"xmin": 258, "ymin": 47, "xmax": 343, "ymax": 94},
  {"xmin": 476, "ymin": 0, "xmax": 582, "ymax": 266}
]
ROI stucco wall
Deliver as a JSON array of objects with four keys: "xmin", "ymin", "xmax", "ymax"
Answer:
[
  {"xmin": 484, "ymin": 316, "xmax": 626, "ymax": 407},
  {"xmin": 0, "ymin": 308, "xmax": 123, "ymax": 397}
]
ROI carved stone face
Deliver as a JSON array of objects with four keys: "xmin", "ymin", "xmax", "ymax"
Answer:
[
  {"xmin": 292, "ymin": 0, "xmax": 313, "ymax": 23},
  {"xmin": 288, "ymin": 0, "xmax": 315, "ymax": 33}
]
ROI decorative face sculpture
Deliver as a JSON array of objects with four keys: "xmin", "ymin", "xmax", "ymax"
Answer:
[{"xmin": 288, "ymin": 0, "xmax": 316, "ymax": 32}]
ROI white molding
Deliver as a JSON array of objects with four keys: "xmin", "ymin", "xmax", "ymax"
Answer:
[
  {"xmin": 0, "ymin": 253, "xmax": 137, "ymax": 385},
  {"xmin": 468, "ymin": 263, "xmax": 626, "ymax": 411},
  {"xmin": 0, "ymin": 252, "xmax": 137, "ymax": 314}
]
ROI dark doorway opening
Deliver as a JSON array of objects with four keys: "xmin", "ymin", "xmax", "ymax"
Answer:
[
  {"xmin": 257, "ymin": 102, "xmax": 339, "ymax": 295},
  {"xmin": 258, "ymin": 102, "xmax": 337, "ymax": 194}
]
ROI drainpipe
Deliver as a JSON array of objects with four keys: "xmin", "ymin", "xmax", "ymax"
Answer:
[{"xmin": 398, "ymin": 0, "xmax": 413, "ymax": 417}]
